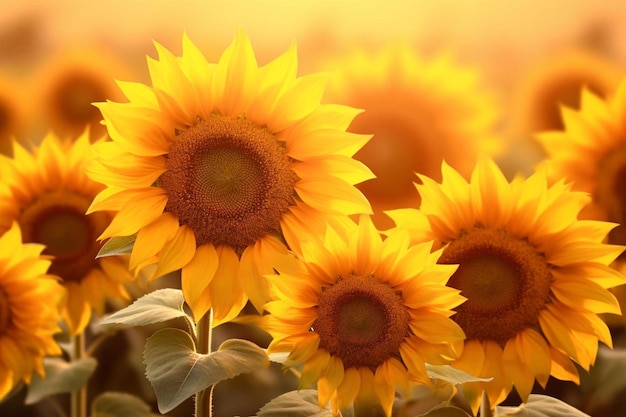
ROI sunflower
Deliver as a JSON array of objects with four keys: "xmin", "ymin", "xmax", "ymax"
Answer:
[
  {"xmin": 86, "ymin": 30, "xmax": 373, "ymax": 326},
  {"xmin": 0, "ymin": 131, "xmax": 133, "ymax": 335},
  {"xmin": 321, "ymin": 44, "xmax": 501, "ymax": 228},
  {"xmin": 32, "ymin": 45, "xmax": 131, "ymax": 139},
  {"xmin": 386, "ymin": 158, "xmax": 626, "ymax": 413},
  {"xmin": 537, "ymin": 78, "xmax": 626, "ymax": 326},
  {"xmin": 538, "ymin": 78, "xmax": 626, "ymax": 249},
  {"xmin": 0, "ymin": 222, "xmax": 65, "ymax": 400},
  {"xmin": 511, "ymin": 48, "xmax": 622, "ymax": 136},
  {"xmin": 262, "ymin": 215, "xmax": 465, "ymax": 416}
]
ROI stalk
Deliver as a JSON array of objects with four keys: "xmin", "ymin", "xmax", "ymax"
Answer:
[
  {"xmin": 194, "ymin": 309, "xmax": 214, "ymax": 417},
  {"xmin": 70, "ymin": 332, "xmax": 87, "ymax": 417}
]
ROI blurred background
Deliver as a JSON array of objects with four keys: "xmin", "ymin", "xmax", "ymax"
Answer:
[{"xmin": 1, "ymin": 1, "xmax": 626, "ymax": 416}]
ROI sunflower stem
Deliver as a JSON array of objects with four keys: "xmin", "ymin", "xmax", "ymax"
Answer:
[
  {"xmin": 194, "ymin": 309, "xmax": 214, "ymax": 417},
  {"xmin": 480, "ymin": 390, "xmax": 494, "ymax": 417},
  {"xmin": 71, "ymin": 332, "xmax": 87, "ymax": 417}
]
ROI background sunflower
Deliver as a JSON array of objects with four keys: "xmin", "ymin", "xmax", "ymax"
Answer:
[
  {"xmin": 320, "ymin": 44, "xmax": 501, "ymax": 229},
  {"xmin": 0, "ymin": 131, "xmax": 134, "ymax": 335}
]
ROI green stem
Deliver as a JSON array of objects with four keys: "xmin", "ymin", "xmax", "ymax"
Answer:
[
  {"xmin": 194, "ymin": 309, "xmax": 214, "ymax": 417},
  {"xmin": 71, "ymin": 332, "xmax": 87, "ymax": 417},
  {"xmin": 480, "ymin": 390, "xmax": 494, "ymax": 417}
]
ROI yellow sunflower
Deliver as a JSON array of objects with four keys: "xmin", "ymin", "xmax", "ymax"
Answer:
[
  {"xmin": 86, "ymin": 30, "xmax": 373, "ymax": 326},
  {"xmin": 0, "ymin": 222, "xmax": 65, "ymax": 400},
  {"xmin": 386, "ymin": 158, "xmax": 626, "ymax": 413},
  {"xmin": 538, "ymin": 78, "xmax": 626, "ymax": 249},
  {"xmin": 0, "ymin": 131, "xmax": 133, "ymax": 335},
  {"xmin": 32, "ymin": 44, "xmax": 131, "ymax": 139},
  {"xmin": 321, "ymin": 44, "xmax": 501, "ymax": 229},
  {"xmin": 262, "ymin": 215, "xmax": 465, "ymax": 416}
]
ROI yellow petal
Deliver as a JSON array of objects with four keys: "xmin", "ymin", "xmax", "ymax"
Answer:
[
  {"xmin": 268, "ymin": 72, "xmax": 329, "ymax": 132},
  {"xmin": 210, "ymin": 246, "xmax": 247, "ymax": 326},
  {"xmin": 213, "ymin": 28, "xmax": 259, "ymax": 116},
  {"xmin": 335, "ymin": 366, "xmax": 361, "ymax": 411},
  {"xmin": 130, "ymin": 212, "xmax": 180, "ymax": 271},
  {"xmin": 182, "ymin": 243, "xmax": 219, "ymax": 321},
  {"xmin": 99, "ymin": 187, "xmax": 168, "ymax": 240},
  {"xmin": 153, "ymin": 225, "xmax": 196, "ymax": 279},
  {"xmin": 295, "ymin": 177, "xmax": 372, "ymax": 215},
  {"xmin": 317, "ymin": 356, "xmax": 344, "ymax": 407}
]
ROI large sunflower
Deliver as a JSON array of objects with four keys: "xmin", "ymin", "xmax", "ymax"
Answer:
[
  {"xmin": 86, "ymin": 30, "xmax": 373, "ymax": 325},
  {"xmin": 0, "ymin": 132, "xmax": 133, "ymax": 335},
  {"xmin": 386, "ymin": 158, "xmax": 626, "ymax": 413},
  {"xmin": 321, "ymin": 44, "xmax": 501, "ymax": 228},
  {"xmin": 262, "ymin": 215, "xmax": 465, "ymax": 416},
  {"xmin": 0, "ymin": 222, "xmax": 65, "ymax": 400}
]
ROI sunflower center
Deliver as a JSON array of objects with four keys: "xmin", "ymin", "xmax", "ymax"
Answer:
[
  {"xmin": 160, "ymin": 115, "xmax": 298, "ymax": 254},
  {"xmin": 438, "ymin": 227, "xmax": 552, "ymax": 344},
  {"xmin": 597, "ymin": 142, "xmax": 626, "ymax": 254},
  {"xmin": 0, "ymin": 289, "xmax": 10, "ymax": 334},
  {"xmin": 19, "ymin": 191, "xmax": 110, "ymax": 282},
  {"xmin": 51, "ymin": 71, "xmax": 107, "ymax": 127},
  {"xmin": 314, "ymin": 274, "xmax": 409, "ymax": 369}
]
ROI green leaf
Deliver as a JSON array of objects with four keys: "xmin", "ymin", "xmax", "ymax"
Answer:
[
  {"xmin": 579, "ymin": 346, "xmax": 626, "ymax": 411},
  {"xmin": 417, "ymin": 404, "xmax": 473, "ymax": 417},
  {"xmin": 495, "ymin": 394, "xmax": 590, "ymax": 416},
  {"xmin": 143, "ymin": 329, "xmax": 269, "ymax": 413},
  {"xmin": 25, "ymin": 357, "xmax": 97, "ymax": 404},
  {"xmin": 426, "ymin": 364, "xmax": 492, "ymax": 385},
  {"xmin": 97, "ymin": 235, "xmax": 136, "ymax": 258},
  {"xmin": 96, "ymin": 288, "xmax": 193, "ymax": 331},
  {"xmin": 256, "ymin": 389, "xmax": 334, "ymax": 417},
  {"xmin": 91, "ymin": 392, "xmax": 160, "ymax": 417}
]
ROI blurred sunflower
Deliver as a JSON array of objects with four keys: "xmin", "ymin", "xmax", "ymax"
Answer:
[
  {"xmin": 0, "ymin": 132, "xmax": 133, "ymax": 335},
  {"xmin": 322, "ymin": 44, "xmax": 501, "ymax": 228},
  {"xmin": 0, "ymin": 72, "xmax": 25, "ymax": 156},
  {"xmin": 512, "ymin": 48, "xmax": 622, "ymax": 136},
  {"xmin": 386, "ymin": 158, "xmax": 626, "ymax": 413},
  {"xmin": 263, "ymin": 215, "xmax": 465, "ymax": 416},
  {"xmin": 86, "ymin": 30, "xmax": 373, "ymax": 325},
  {"xmin": 0, "ymin": 222, "xmax": 64, "ymax": 400},
  {"xmin": 32, "ymin": 45, "xmax": 130, "ymax": 139}
]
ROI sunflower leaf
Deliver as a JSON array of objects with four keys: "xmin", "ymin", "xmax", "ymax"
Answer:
[
  {"xmin": 97, "ymin": 234, "xmax": 136, "ymax": 258},
  {"xmin": 579, "ymin": 346, "xmax": 626, "ymax": 412},
  {"xmin": 494, "ymin": 394, "xmax": 590, "ymax": 416},
  {"xmin": 91, "ymin": 392, "xmax": 160, "ymax": 417},
  {"xmin": 95, "ymin": 288, "xmax": 193, "ymax": 331},
  {"xmin": 25, "ymin": 357, "xmax": 97, "ymax": 404},
  {"xmin": 144, "ymin": 329, "xmax": 269, "ymax": 413},
  {"xmin": 255, "ymin": 389, "xmax": 335, "ymax": 417},
  {"xmin": 426, "ymin": 364, "xmax": 492, "ymax": 385}
]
